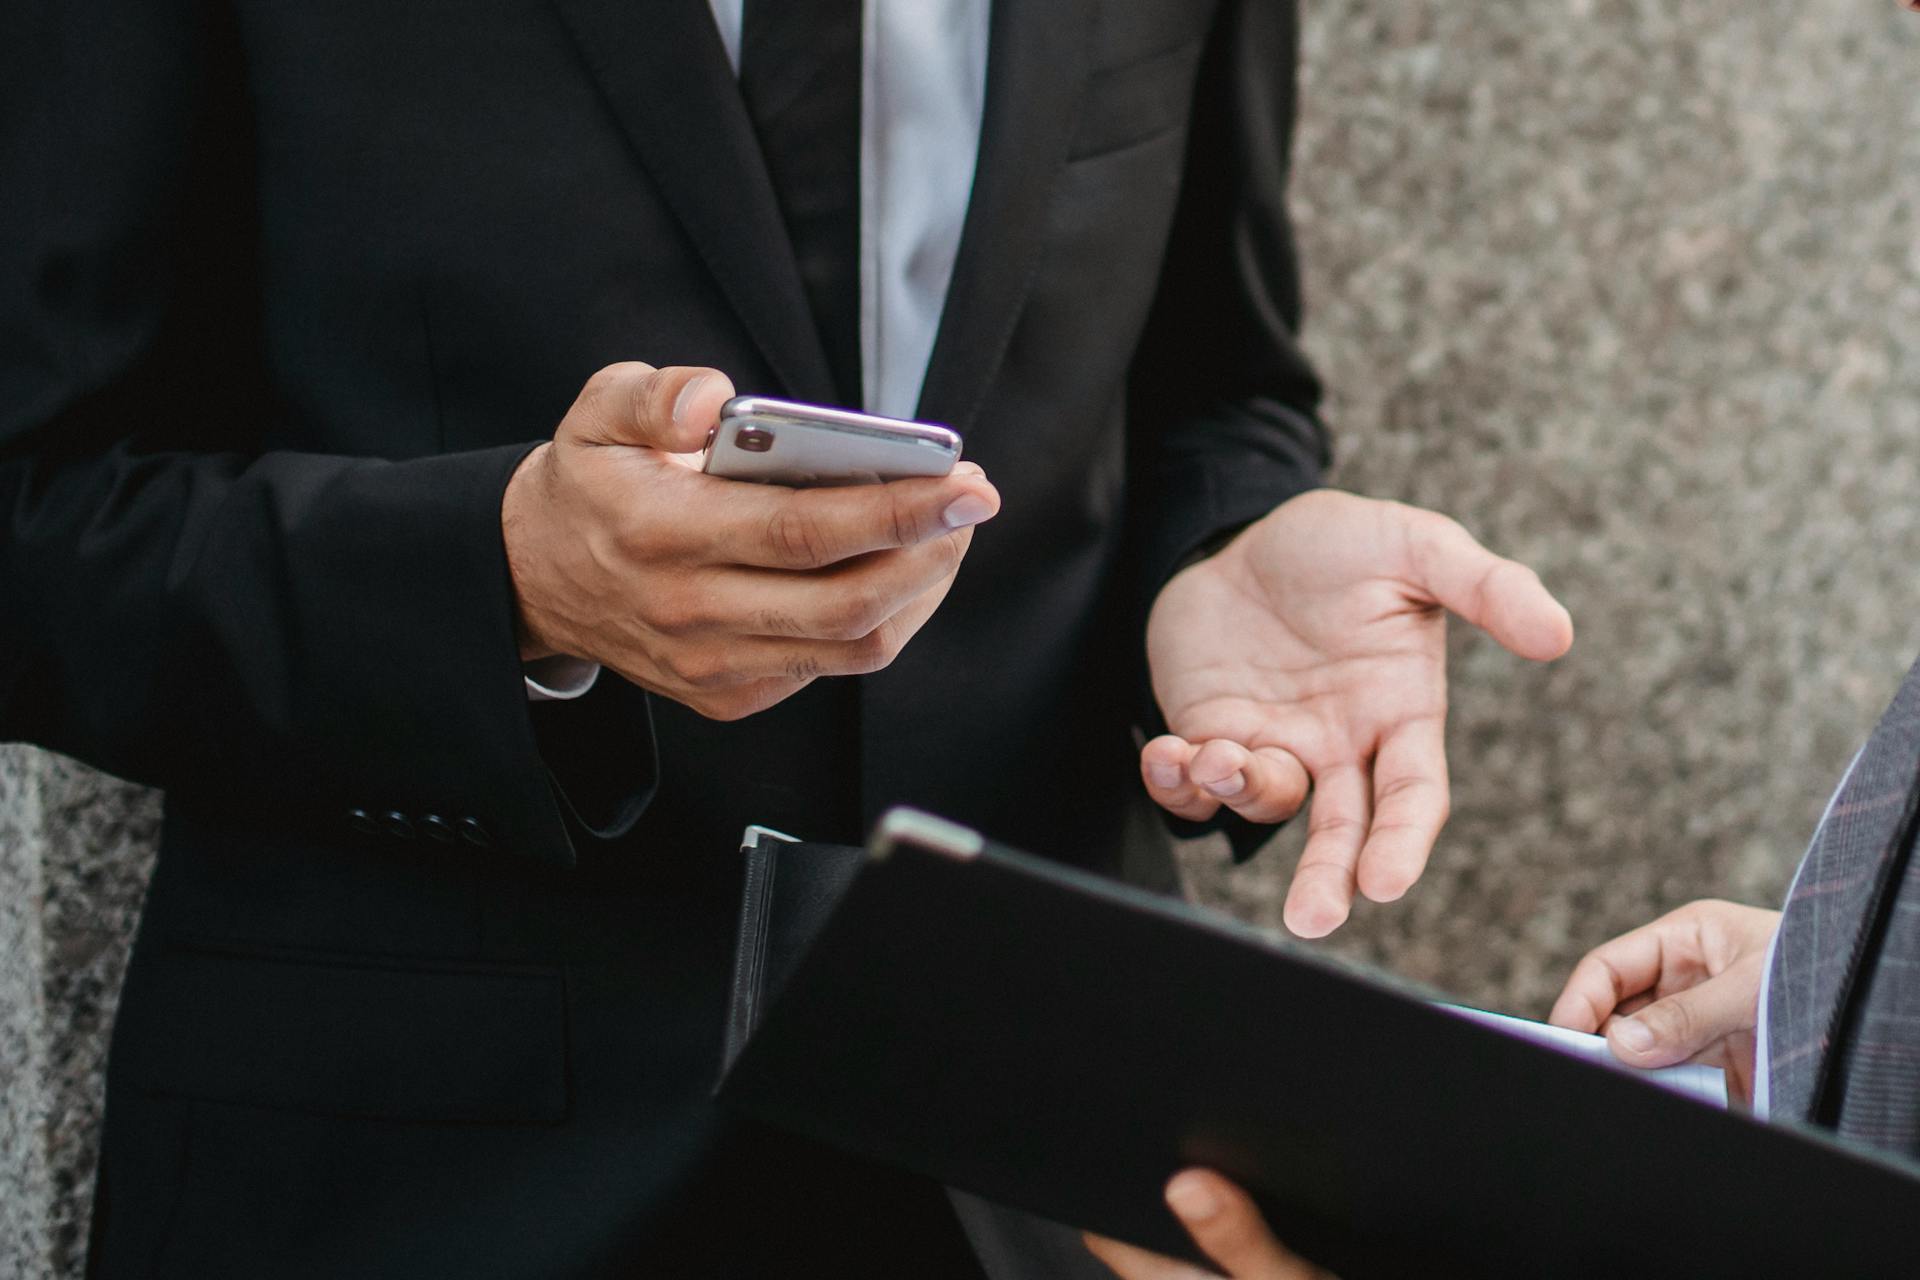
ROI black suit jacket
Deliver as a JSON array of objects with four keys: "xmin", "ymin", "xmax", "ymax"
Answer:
[{"xmin": 1, "ymin": 0, "xmax": 1326, "ymax": 1273}]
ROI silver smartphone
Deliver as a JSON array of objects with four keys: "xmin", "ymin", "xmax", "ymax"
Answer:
[{"xmin": 701, "ymin": 396, "xmax": 962, "ymax": 487}]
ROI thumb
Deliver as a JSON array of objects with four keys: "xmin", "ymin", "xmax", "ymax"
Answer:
[
  {"xmin": 566, "ymin": 362, "xmax": 736, "ymax": 453},
  {"xmin": 1166, "ymin": 1170, "xmax": 1329, "ymax": 1280},
  {"xmin": 1402, "ymin": 508, "xmax": 1574, "ymax": 662},
  {"xmin": 1605, "ymin": 968, "xmax": 1757, "ymax": 1070}
]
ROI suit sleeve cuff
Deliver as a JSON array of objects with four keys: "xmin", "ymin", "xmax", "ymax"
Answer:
[{"xmin": 283, "ymin": 443, "xmax": 649, "ymax": 867}]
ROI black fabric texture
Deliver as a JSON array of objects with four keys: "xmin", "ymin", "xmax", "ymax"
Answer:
[
  {"xmin": 0, "ymin": 0, "xmax": 1329, "ymax": 1272},
  {"xmin": 741, "ymin": 0, "xmax": 865, "ymax": 406}
]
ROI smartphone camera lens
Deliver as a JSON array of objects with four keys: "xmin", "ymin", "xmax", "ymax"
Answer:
[{"xmin": 735, "ymin": 426, "xmax": 775, "ymax": 453}]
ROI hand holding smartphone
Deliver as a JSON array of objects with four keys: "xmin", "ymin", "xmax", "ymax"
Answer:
[
  {"xmin": 702, "ymin": 396, "xmax": 962, "ymax": 487},
  {"xmin": 505, "ymin": 364, "xmax": 995, "ymax": 724}
]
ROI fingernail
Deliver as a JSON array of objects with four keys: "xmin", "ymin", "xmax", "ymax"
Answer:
[
  {"xmin": 1147, "ymin": 764, "xmax": 1182, "ymax": 789},
  {"xmin": 1202, "ymin": 772, "xmax": 1246, "ymax": 798},
  {"xmin": 1286, "ymin": 895, "xmax": 1348, "ymax": 939},
  {"xmin": 1613, "ymin": 1019, "xmax": 1655, "ymax": 1054},
  {"xmin": 672, "ymin": 374, "xmax": 711, "ymax": 430},
  {"xmin": 942, "ymin": 494, "xmax": 994, "ymax": 529},
  {"xmin": 1166, "ymin": 1174, "xmax": 1219, "ymax": 1223}
]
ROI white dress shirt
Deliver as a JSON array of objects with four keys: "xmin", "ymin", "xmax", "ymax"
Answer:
[{"xmin": 526, "ymin": 0, "xmax": 989, "ymax": 701}]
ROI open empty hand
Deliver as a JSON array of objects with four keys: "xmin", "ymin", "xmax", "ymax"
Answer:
[{"xmin": 1144, "ymin": 490, "xmax": 1573, "ymax": 936}]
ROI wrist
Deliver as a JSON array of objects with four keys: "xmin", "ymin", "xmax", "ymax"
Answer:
[
  {"xmin": 502, "ymin": 442, "xmax": 563, "ymax": 662},
  {"xmin": 1174, "ymin": 520, "xmax": 1252, "ymax": 576}
]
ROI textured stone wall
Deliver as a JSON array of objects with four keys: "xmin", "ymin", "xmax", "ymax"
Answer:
[
  {"xmin": 5, "ymin": 0, "xmax": 1920, "ymax": 1274},
  {"xmin": 0, "ymin": 751, "xmax": 156, "ymax": 1280},
  {"xmin": 1, "ymin": 748, "xmax": 52, "ymax": 1277},
  {"xmin": 1184, "ymin": 0, "xmax": 1920, "ymax": 1007}
]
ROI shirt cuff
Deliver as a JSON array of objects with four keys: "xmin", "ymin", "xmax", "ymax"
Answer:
[{"xmin": 523, "ymin": 656, "xmax": 601, "ymax": 702}]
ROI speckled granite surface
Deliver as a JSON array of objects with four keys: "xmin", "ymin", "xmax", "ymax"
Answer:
[
  {"xmin": 2, "ymin": 748, "xmax": 51, "ymax": 1278},
  {"xmin": 1179, "ymin": 0, "xmax": 1920, "ymax": 1010},
  {"xmin": 1, "ymin": 749, "xmax": 156, "ymax": 1280},
  {"xmin": 5, "ymin": 1, "xmax": 1920, "ymax": 1274}
]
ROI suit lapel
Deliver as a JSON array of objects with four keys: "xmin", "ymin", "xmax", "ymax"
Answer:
[
  {"xmin": 915, "ymin": 0, "xmax": 1095, "ymax": 433},
  {"xmin": 1768, "ymin": 657, "xmax": 1920, "ymax": 1122},
  {"xmin": 545, "ymin": 0, "xmax": 838, "ymax": 403}
]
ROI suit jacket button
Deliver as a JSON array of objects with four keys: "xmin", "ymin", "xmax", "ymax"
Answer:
[
  {"xmin": 458, "ymin": 817, "xmax": 494, "ymax": 849},
  {"xmin": 420, "ymin": 814, "xmax": 457, "ymax": 844},
  {"xmin": 347, "ymin": 808, "xmax": 379, "ymax": 837},
  {"xmin": 380, "ymin": 811, "xmax": 416, "ymax": 841}
]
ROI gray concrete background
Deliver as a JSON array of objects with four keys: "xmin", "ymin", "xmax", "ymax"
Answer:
[
  {"xmin": 5, "ymin": 0, "xmax": 1920, "ymax": 1274},
  {"xmin": 1180, "ymin": 0, "xmax": 1920, "ymax": 1011}
]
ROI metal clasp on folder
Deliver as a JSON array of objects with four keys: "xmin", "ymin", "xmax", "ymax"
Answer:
[
  {"xmin": 871, "ymin": 807, "xmax": 984, "ymax": 861},
  {"xmin": 740, "ymin": 824, "xmax": 800, "ymax": 850}
]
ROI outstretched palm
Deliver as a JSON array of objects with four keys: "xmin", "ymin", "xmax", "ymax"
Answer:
[{"xmin": 1145, "ymin": 490, "xmax": 1573, "ymax": 937}]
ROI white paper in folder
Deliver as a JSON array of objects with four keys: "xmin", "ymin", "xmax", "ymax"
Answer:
[{"xmin": 1440, "ymin": 1005, "xmax": 1729, "ymax": 1108}]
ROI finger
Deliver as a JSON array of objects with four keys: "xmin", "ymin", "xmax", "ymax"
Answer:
[
  {"xmin": 861, "ymin": 552, "xmax": 962, "ymax": 660},
  {"xmin": 1547, "ymin": 920, "xmax": 1676, "ymax": 1033},
  {"xmin": 1610, "ymin": 991, "xmax": 1656, "ymax": 1020},
  {"xmin": 1167, "ymin": 1170, "xmax": 1330, "ymax": 1280},
  {"xmin": 1284, "ymin": 765, "xmax": 1370, "ymax": 938},
  {"xmin": 671, "ymin": 675, "xmax": 811, "ymax": 723},
  {"xmin": 568, "ymin": 362, "xmax": 737, "ymax": 453},
  {"xmin": 1141, "ymin": 735, "xmax": 1222, "ymax": 823},
  {"xmin": 1720, "ymin": 1031, "xmax": 1759, "ymax": 1107},
  {"xmin": 1354, "ymin": 715, "xmax": 1447, "ymax": 904},
  {"xmin": 1607, "ymin": 956, "xmax": 1765, "ymax": 1070},
  {"xmin": 708, "ymin": 468, "xmax": 1001, "ymax": 570},
  {"xmin": 1400, "ymin": 508, "xmax": 1573, "ymax": 662},
  {"xmin": 1082, "ymin": 1233, "xmax": 1213, "ymax": 1280},
  {"xmin": 715, "ymin": 630, "xmax": 915, "ymax": 684},
  {"xmin": 733, "ymin": 529, "xmax": 970, "ymax": 641},
  {"xmin": 1186, "ymin": 740, "xmax": 1310, "ymax": 825},
  {"xmin": 689, "ymin": 558, "xmax": 964, "ymax": 686}
]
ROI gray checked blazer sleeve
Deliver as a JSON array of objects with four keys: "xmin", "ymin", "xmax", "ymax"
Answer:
[{"xmin": 1767, "ymin": 654, "xmax": 1920, "ymax": 1153}]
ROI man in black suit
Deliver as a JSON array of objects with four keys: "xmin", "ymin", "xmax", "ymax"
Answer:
[{"xmin": 1, "ymin": 0, "xmax": 1571, "ymax": 1273}]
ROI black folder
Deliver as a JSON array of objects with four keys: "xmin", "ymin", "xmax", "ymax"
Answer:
[{"xmin": 717, "ymin": 809, "xmax": 1920, "ymax": 1279}]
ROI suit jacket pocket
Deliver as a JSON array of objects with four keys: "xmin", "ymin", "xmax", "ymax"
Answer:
[
  {"xmin": 1067, "ymin": 38, "xmax": 1205, "ymax": 161},
  {"xmin": 111, "ymin": 942, "xmax": 568, "ymax": 1124}
]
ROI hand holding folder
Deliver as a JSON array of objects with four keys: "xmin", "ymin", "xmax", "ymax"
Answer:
[
  {"xmin": 1086, "ymin": 1169, "xmax": 1333, "ymax": 1280},
  {"xmin": 719, "ymin": 810, "xmax": 1920, "ymax": 1279}
]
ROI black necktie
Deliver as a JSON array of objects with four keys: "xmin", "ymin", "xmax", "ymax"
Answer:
[{"xmin": 739, "ymin": 0, "xmax": 864, "ymax": 407}]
